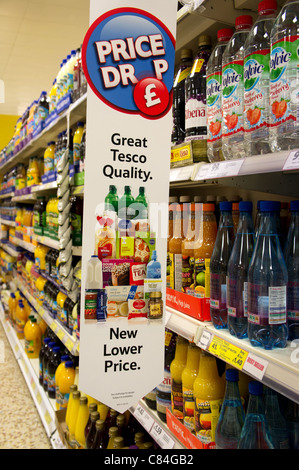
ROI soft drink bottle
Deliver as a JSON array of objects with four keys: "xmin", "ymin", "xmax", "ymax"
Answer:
[
  {"xmin": 270, "ymin": 0, "xmax": 299, "ymax": 152},
  {"xmin": 215, "ymin": 368, "xmax": 245, "ymax": 449},
  {"xmin": 171, "ymin": 49, "xmax": 193, "ymax": 146},
  {"xmin": 184, "ymin": 35, "xmax": 212, "ymax": 162},
  {"xmin": 248, "ymin": 201, "xmax": 288, "ymax": 349},
  {"xmin": 210, "ymin": 201, "xmax": 235, "ymax": 329},
  {"xmin": 264, "ymin": 387, "xmax": 290, "ymax": 449},
  {"xmin": 244, "ymin": 0, "xmax": 278, "ymax": 156},
  {"xmin": 284, "ymin": 200, "xmax": 299, "ymax": 340},
  {"xmin": 227, "ymin": 201, "xmax": 255, "ymax": 339},
  {"xmin": 206, "ymin": 28, "xmax": 234, "ymax": 163},
  {"xmin": 238, "ymin": 381, "xmax": 274, "ymax": 449},
  {"xmin": 222, "ymin": 15, "xmax": 253, "ymax": 160}
]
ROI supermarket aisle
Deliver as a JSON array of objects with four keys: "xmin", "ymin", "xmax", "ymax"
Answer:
[{"xmin": 0, "ymin": 322, "xmax": 52, "ymax": 449}]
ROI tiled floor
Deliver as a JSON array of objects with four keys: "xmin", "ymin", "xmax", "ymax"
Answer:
[{"xmin": 0, "ymin": 321, "xmax": 52, "ymax": 449}]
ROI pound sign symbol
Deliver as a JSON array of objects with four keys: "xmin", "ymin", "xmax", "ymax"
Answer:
[{"xmin": 144, "ymin": 84, "xmax": 161, "ymax": 108}]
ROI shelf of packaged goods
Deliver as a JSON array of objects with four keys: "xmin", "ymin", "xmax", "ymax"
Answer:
[
  {"xmin": 16, "ymin": 279, "xmax": 79, "ymax": 357},
  {"xmin": 0, "ymin": 191, "xmax": 15, "ymax": 200},
  {"xmin": 11, "ymin": 193, "xmax": 37, "ymax": 203},
  {"xmin": 0, "ymin": 93, "xmax": 87, "ymax": 175},
  {"xmin": 0, "ymin": 218, "xmax": 16, "ymax": 228},
  {"xmin": 0, "ymin": 303, "xmax": 65, "ymax": 448},
  {"xmin": 32, "ymin": 234, "xmax": 60, "ymax": 251},
  {"xmin": 31, "ymin": 181, "xmax": 58, "ymax": 195},
  {"xmin": 130, "ymin": 399, "xmax": 185, "ymax": 450},
  {"xmin": 165, "ymin": 305, "xmax": 299, "ymax": 405},
  {"xmin": 170, "ymin": 150, "xmax": 299, "ymax": 196},
  {"xmin": 12, "ymin": 237, "xmax": 36, "ymax": 254},
  {"xmin": 0, "ymin": 241, "xmax": 19, "ymax": 257}
]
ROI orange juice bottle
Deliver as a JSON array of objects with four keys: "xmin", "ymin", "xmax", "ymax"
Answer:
[
  {"xmin": 55, "ymin": 355, "xmax": 70, "ymax": 410},
  {"xmin": 168, "ymin": 202, "xmax": 183, "ymax": 291},
  {"xmin": 75, "ymin": 395, "xmax": 90, "ymax": 448},
  {"xmin": 8, "ymin": 293, "xmax": 17, "ymax": 323},
  {"xmin": 193, "ymin": 350, "xmax": 225, "ymax": 447},
  {"xmin": 170, "ymin": 335, "xmax": 188, "ymax": 420},
  {"xmin": 193, "ymin": 203, "xmax": 217, "ymax": 298},
  {"xmin": 181, "ymin": 342, "xmax": 201, "ymax": 433},
  {"xmin": 68, "ymin": 390, "xmax": 81, "ymax": 441},
  {"xmin": 15, "ymin": 301, "xmax": 27, "ymax": 339},
  {"xmin": 66, "ymin": 384, "xmax": 78, "ymax": 428},
  {"xmin": 167, "ymin": 197, "xmax": 178, "ymax": 288},
  {"xmin": 59, "ymin": 360, "xmax": 76, "ymax": 409},
  {"xmin": 22, "ymin": 298, "xmax": 31, "ymax": 319},
  {"xmin": 181, "ymin": 203, "xmax": 200, "ymax": 294},
  {"xmin": 24, "ymin": 316, "xmax": 42, "ymax": 358}
]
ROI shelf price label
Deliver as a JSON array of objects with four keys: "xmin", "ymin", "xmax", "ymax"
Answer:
[
  {"xmin": 133, "ymin": 403, "xmax": 154, "ymax": 433},
  {"xmin": 150, "ymin": 422, "xmax": 175, "ymax": 449},
  {"xmin": 207, "ymin": 335, "xmax": 248, "ymax": 370},
  {"xmin": 283, "ymin": 149, "xmax": 299, "ymax": 171},
  {"xmin": 195, "ymin": 159, "xmax": 244, "ymax": 181}
]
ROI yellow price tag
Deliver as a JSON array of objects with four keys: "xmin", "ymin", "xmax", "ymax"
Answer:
[
  {"xmin": 36, "ymin": 392, "xmax": 42, "ymax": 404},
  {"xmin": 208, "ymin": 335, "xmax": 248, "ymax": 370},
  {"xmin": 65, "ymin": 339, "xmax": 74, "ymax": 352},
  {"xmin": 57, "ymin": 329, "xmax": 64, "ymax": 340},
  {"xmin": 44, "ymin": 410, "xmax": 52, "ymax": 425},
  {"xmin": 50, "ymin": 322, "xmax": 57, "ymax": 332}
]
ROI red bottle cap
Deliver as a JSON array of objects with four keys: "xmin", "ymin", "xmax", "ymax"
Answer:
[
  {"xmin": 258, "ymin": 0, "xmax": 277, "ymax": 14},
  {"xmin": 235, "ymin": 15, "xmax": 253, "ymax": 30},
  {"xmin": 217, "ymin": 28, "xmax": 234, "ymax": 42}
]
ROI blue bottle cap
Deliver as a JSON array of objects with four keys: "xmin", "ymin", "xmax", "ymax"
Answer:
[
  {"xmin": 53, "ymin": 346, "xmax": 61, "ymax": 353},
  {"xmin": 290, "ymin": 200, "xmax": 299, "ymax": 211},
  {"xmin": 260, "ymin": 201, "xmax": 280, "ymax": 212},
  {"xmin": 226, "ymin": 368, "xmax": 239, "ymax": 381},
  {"xmin": 43, "ymin": 337, "xmax": 51, "ymax": 344},
  {"xmin": 249, "ymin": 380, "xmax": 263, "ymax": 395},
  {"xmin": 77, "ymin": 121, "xmax": 84, "ymax": 127},
  {"xmin": 220, "ymin": 201, "xmax": 232, "ymax": 211},
  {"xmin": 49, "ymin": 341, "xmax": 56, "ymax": 348},
  {"xmin": 239, "ymin": 201, "xmax": 252, "ymax": 212},
  {"xmin": 61, "ymin": 355, "xmax": 70, "ymax": 362},
  {"xmin": 65, "ymin": 361, "xmax": 74, "ymax": 368}
]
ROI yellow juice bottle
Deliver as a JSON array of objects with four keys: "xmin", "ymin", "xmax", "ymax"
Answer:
[
  {"xmin": 55, "ymin": 355, "xmax": 70, "ymax": 410},
  {"xmin": 68, "ymin": 390, "xmax": 81, "ymax": 439},
  {"xmin": 24, "ymin": 316, "xmax": 42, "ymax": 358},
  {"xmin": 8, "ymin": 293, "xmax": 17, "ymax": 323},
  {"xmin": 59, "ymin": 360, "xmax": 76, "ymax": 409},
  {"xmin": 181, "ymin": 342, "xmax": 201, "ymax": 433},
  {"xmin": 170, "ymin": 335, "xmax": 188, "ymax": 421},
  {"xmin": 15, "ymin": 301, "xmax": 27, "ymax": 339},
  {"xmin": 66, "ymin": 384, "xmax": 78, "ymax": 428},
  {"xmin": 193, "ymin": 350, "xmax": 225, "ymax": 447},
  {"xmin": 75, "ymin": 395, "xmax": 90, "ymax": 449}
]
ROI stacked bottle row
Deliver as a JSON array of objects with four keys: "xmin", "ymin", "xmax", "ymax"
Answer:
[
  {"xmin": 172, "ymin": 0, "xmax": 299, "ymax": 164},
  {"xmin": 65, "ymin": 394, "xmax": 156, "ymax": 450},
  {"xmin": 149, "ymin": 333, "xmax": 299, "ymax": 449}
]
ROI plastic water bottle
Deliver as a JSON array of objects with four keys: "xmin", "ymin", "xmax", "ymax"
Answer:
[
  {"xmin": 206, "ymin": 28, "xmax": 234, "ymax": 163},
  {"xmin": 284, "ymin": 200, "xmax": 299, "ymax": 340},
  {"xmin": 264, "ymin": 387, "xmax": 290, "ymax": 449},
  {"xmin": 238, "ymin": 381, "xmax": 274, "ymax": 449},
  {"xmin": 227, "ymin": 201, "xmax": 255, "ymax": 339},
  {"xmin": 244, "ymin": 0, "xmax": 278, "ymax": 156},
  {"xmin": 215, "ymin": 368, "xmax": 245, "ymax": 449},
  {"xmin": 248, "ymin": 200, "xmax": 288, "ymax": 350},
  {"xmin": 210, "ymin": 201, "xmax": 235, "ymax": 329},
  {"xmin": 270, "ymin": 0, "xmax": 299, "ymax": 152},
  {"xmin": 171, "ymin": 49, "xmax": 193, "ymax": 145},
  {"xmin": 222, "ymin": 15, "xmax": 253, "ymax": 160},
  {"xmin": 284, "ymin": 399, "xmax": 299, "ymax": 449}
]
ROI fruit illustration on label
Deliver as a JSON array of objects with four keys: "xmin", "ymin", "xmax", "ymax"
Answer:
[
  {"xmin": 272, "ymin": 98, "xmax": 288, "ymax": 120},
  {"xmin": 225, "ymin": 113, "xmax": 238, "ymax": 130},
  {"xmin": 246, "ymin": 107, "xmax": 261, "ymax": 126},
  {"xmin": 209, "ymin": 120, "xmax": 221, "ymax": 136}
]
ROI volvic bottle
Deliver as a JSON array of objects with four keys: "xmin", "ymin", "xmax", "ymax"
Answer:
[
  {"xmin": 215, "ymin": 368, "xmax": 245, "ymax": 449},
  {"xmin": 248, "ymin": 201, "xmax": 288, "ymax": 349},
  {"xmin": 244, "ymin": 0, "xmax": 278, "ymax": 157},
  {"xmin": 206, "ymin": 28, "xmax": 234, "ymax": 163},
  {"xmin": 222, "ymin": 15, "xmax": 253, "ymax": 160},
  {"xmin": 238, "ymin": 381, "xmax": 274, "ymax": 449},
  {"xmin": 210, "ymin": 202, "xmax": 235, "ymax": 329},
  {"xmin": 184, "ymin": 35, "xmax": 212, "ymax": 162},
  {"xmin": 264, "ymin": 387, "xmax": 290, "ymax": 449},
  {"xmin": 284, "ymin": 200, "xmax": 299, "ymax": 340},
  {"xmin": 171, "ymin": 49, "xmax": 193, "ymax": 145},
  {"xmin": 270, "ymin": 0, "xmax": 299, "ymax": 152},
  {"xmin": 227, "ymin": 201, "xmax": 255, "ymax": 339}
]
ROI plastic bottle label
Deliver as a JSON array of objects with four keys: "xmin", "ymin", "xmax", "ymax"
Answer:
[
  {"xmin": 222, "ymin": 60, "xmax": 244, "ymax": 137},
  {"xmin": 171, "ymin": 380, "xmax": 184, "ymax": 420},
  {"xmin": 210, "ymin": 273, "xmax": 227, "ymax": 309},
  {"xmin": 244, "ymin": 49, "xmax": 270, "ymax": 132},
  {"xmin": 287, "ymin": 281, "xmax": 299, "ymax": 320},
  {"xmin": 227, "ymin": 278, "xmax": 248, "ymax": 318},
  {"xmin": 176, "ymin": 67, "xmax": 192, "ymax": 84},
  {"xmin": 182, "ymin": 386, "xmax": 195, "ymax": 433},
  {"xmin": 47, "ymin": 373, "xmax": 55, "ymax": 394},
  {"xmin": 270, "ymin": 37, "xmax": 299, "ymax": 127},
  {"xmin": 182, "ymin": 255, "xmax": 194, "ymax": 291},
  {"xmin": 194, "ymin": 258, "xmax": 211, "ymax": 298},
  {"xmin": 248, "ymin": 283, "xmax": 287, "ymax": 325},
  {"xmin": 185, "ymin": 98, "xmax": 206, "ymax": 138},
  {"xmin": 194, "ymin": 397, "xmax": 222, "ymax": 446},
  {"xmin": 207, "ymin": 72, "xmax": 222, "ymax": 143}
]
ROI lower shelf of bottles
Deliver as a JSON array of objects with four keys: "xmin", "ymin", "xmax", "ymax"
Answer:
[{"xmin": 0, "ymin": 302, "xmax": 64, "ymax": 449}]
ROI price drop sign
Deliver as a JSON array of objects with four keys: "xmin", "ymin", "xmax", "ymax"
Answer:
[{"xmin": 78, "ymin": 0, "xmax": 177, "ymax": 413}]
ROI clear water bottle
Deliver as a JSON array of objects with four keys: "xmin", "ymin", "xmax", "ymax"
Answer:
[
  {"xmin": 244, "ymin": 0, "xmax": 278, "ymax": 156},
  {"xmin": 171, "ymin": 49, "xmax": 193, "ymax": 146},
  {"xmin": 238, "ymin": 381, "xmax": 274, "ymax": 449},
  {"xmin": 284, "ymin": 399, "xmax": 299, "ymax": 449},
  {"xmin": 227, "ymin": 201, "xmax": 255, "ymax": 339},
  {"xmin": 206, "ymin": 28, "xmax": 234, "ymax": 163},
  {"xmin": 248, "ymin": 200, "xmax": 288, "ymax": 350},
  {"xmin": 284, "ymin": 200, "xmax": 299, "ymax": 340},
  {"xmin": 264, "ymin": 387, "xmax": 290, "ymax": 449},
  {"xmin": 215, "ymin": 368, "xmax": 245, "ymax": 449},
  {"xmin": 210, "ymin": 201, "xmax": 235, "ymax": 329},
  {"xmin": 185, "ymin": 35, "xmax": 212, "ymax": 162},
  {"xmin": 270, "ymin": 0, "xmax": 299, "ymax": 152},
  {"xmin": 222, "ymin": 15, "xmax": 253, "ymax": 160}
]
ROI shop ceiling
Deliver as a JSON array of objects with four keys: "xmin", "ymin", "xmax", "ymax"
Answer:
[{"xmin": 0, "ymin": 0, "xmax": 90, "ymax": 116}]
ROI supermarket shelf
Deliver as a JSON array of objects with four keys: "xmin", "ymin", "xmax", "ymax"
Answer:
[
  {"xmin": 0, "ymin": 241, "xmax": 19, "ymax": 257},
  {"xmin": 31, "ymin": 181, "xmax": 58, "ymax": 195},
  {"xmin": 166, "ymin": 306, "xmax": 299, "ymax": 405},
  {"xmin": 16, "ymin": 279, "xmax": 79, "ymax": 356},
  {"xmin": 72, "ymin": 246, "xmax": 82, "ymax": 257},
  {"xmin": 0, "ymin": 191, "xmax": 15, "ymax": 200},
  {"xmin": 0, "ymin": 303, "xmax": 64, "ymax": 448},
  {"xmin": 130, "ymin": 399, "xmax": 184, "ymax": 450},
  {"xmin": 32, "ymin": 234, "xmax": 60, "ymax": 250},
  {"xmin": 12, "ymin": 237, "xmax": 36, "ymax": 254},
  {"xmin": 71, "ymin": 185, "xmax": 84, "ymax": 196},
  {"xmin": 0, "ymin": 218, "xmax": 16, "ymax": 227},
  {"xmin": 12, "ymin": 192, "xmax": 37, "ymax": 203}
]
